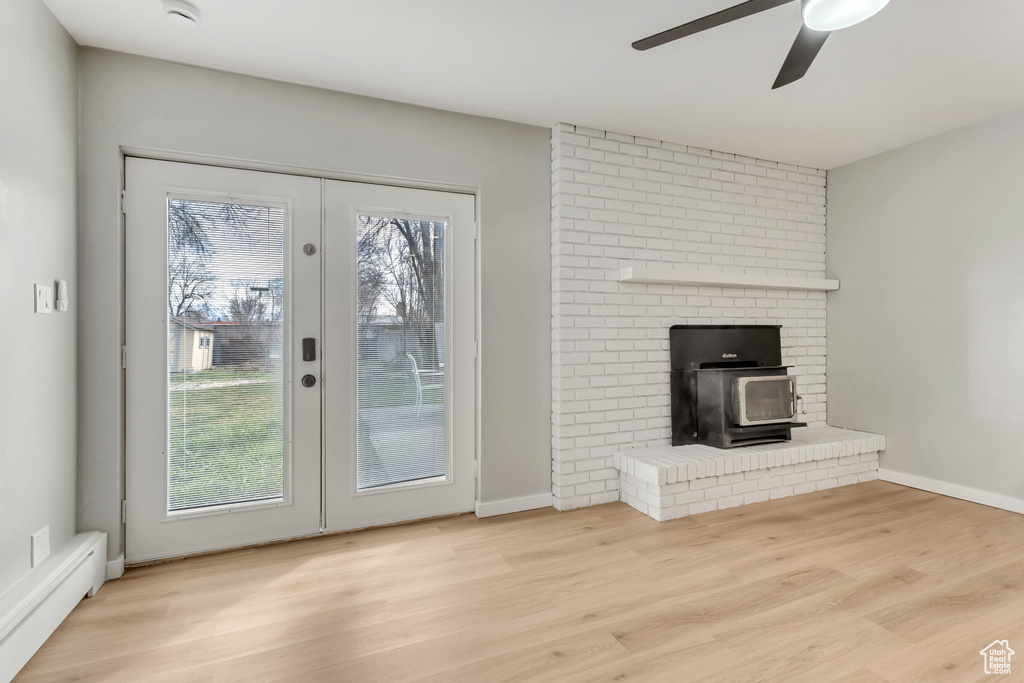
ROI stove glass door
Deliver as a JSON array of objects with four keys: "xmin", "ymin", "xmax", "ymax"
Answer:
[{"xmin": 733, "ymin": 376, "xmax": 796, "ymax": 426}]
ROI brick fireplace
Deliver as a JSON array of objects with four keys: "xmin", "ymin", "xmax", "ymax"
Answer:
[{"xmin": 551, "ymin": 123, "xmax": 831, "ymax": 511}]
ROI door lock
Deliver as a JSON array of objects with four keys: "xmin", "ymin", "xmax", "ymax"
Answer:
[
  {"xmin": 302, "ymin": 243, "xmax": 317, "ymax": 256},
  {"xmin": 302, "ymin": 337, "xmax": 316, "ymax": 361},
  {"xmin": 301, "ymin": 374, "xmax": 317, "ymax": 388}
]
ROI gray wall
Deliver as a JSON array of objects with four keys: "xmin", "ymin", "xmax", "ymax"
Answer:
[
  {"xmin": 78, "ymin": 50, "xmax": 552, "ymax": 561},
  {"xmin": 0, "ymin": 0, "xmax": 79, "ymax": 595},
  {"xmin": 828, "ymin": 106, "xmax": 1024, "ymax": 505}
]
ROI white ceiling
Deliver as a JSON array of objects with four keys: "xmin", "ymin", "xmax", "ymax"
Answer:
[{"xmin": 44, "ymin": 0, "xmax": 1024, "ymax": 169}]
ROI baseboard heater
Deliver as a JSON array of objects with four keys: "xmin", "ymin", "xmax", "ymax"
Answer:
[{"xmin": 0, "ymin": 531, "xmax": 107, "ymax": 683}]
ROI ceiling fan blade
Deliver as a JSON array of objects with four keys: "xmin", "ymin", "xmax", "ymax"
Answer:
[
  {"xmin": 633, "ymin": 0, "xmax": 796, "ymax": 51},
  {"xmin": 772, "ymin": 25, "xmax": 830, "ymax": 89}
]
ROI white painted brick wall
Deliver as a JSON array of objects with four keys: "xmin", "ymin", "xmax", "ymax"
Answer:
[{"xmin": 552, "ymin": 123, "xmax": 829, "ymax": 511}]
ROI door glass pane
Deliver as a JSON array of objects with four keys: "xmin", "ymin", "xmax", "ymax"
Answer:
[
  {"xmin": 167, "ymin": 199, "xmax": 286, "ymax": 512},
  {"xmin": 356, "ymin": 216, "xmax": 446, "ymax": 490}
]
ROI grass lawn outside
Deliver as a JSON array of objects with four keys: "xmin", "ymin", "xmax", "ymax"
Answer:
[
  {"xmin": 167, "ymin": 360, "xmax": 444, "ymax": 510},
  {"xmin": 168, "ymin": 367, "xmax": 284, "ymax": 511}
]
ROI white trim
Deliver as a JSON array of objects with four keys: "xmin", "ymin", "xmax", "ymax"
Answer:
[
  {"xmin": 879, "ymin": 469, "xmax": 1024, "ymax": 515},
  {"xmin": 0, "ymin": 532, "xmax": 106, "ymax": 683},
  {"xmin": 120, "ymin": 147, "xmax": 478, "ymax": 196},
  {"xmin": 618, "ymin": 266, "xmax": 840, "ymax": 292},
  {"xmin": 105, "ymin": 554, "xmax": 125, "ymax": 581},
  {"xmin": 475, "ymin": 493, "xmax": 553, "ymax": 518}
]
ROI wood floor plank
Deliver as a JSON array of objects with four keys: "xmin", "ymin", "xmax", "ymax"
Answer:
[
  {"xmin": 15, "ymin": 481, "xmax": 1024, "ymax": 682},
  {"xmin": 829, "ymin": 668, "xmax": 891, "ymax": 683},
  {"xmin": 864, "ymin": 559, "xmax": 1024, "ymax": 643}
]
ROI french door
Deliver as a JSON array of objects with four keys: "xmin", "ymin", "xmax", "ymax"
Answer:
[
  {"xmin": 322, "ymin": 181, "xmax": 476, "ymax": 532},
  {"xmin": 124, "ymin": 159, "xmax": 476, "ymax": 563}
]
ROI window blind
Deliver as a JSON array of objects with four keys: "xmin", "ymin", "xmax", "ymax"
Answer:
[
  {"xmin": 355, "ymin": 215, "xmax": 447, "ymax": 489},
  {"xmin": 166, "ymin": 199, "xmax": 286, "ymax": 512}
]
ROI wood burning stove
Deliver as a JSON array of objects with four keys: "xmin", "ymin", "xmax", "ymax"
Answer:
[{"xmin": 670, "ymin": 325, "xmax": 806, "ymax": 448}]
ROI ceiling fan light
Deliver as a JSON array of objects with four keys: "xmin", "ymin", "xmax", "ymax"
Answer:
[{"xmin": 801, "ymin": 0, "xmax": 889, "ymax": 31}]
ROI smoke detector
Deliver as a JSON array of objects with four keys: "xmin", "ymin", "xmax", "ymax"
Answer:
[{"xmin": 163, "ymin": 0, "xmax": 200, "ymax": 27}]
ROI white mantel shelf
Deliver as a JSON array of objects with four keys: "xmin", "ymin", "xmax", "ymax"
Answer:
[{"xmin": 618, "ymin": 266, "xmax": 840, "ymax": 292}]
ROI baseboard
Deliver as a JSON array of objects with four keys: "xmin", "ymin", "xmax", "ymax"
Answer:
[
  {"xmin": 879, "ymin": 469, "xmax": 1024, "ymax": 515},
  {"xmin": 475, "ymin": 493, "xmax": 553, "ymax": 518},
  {"xmin": 106, "ymin": 554, "xmax": 125, "ymax": 581},
  {"xmin": 0, "ymin": 531, "xmax": 107, "ymax": 683}
]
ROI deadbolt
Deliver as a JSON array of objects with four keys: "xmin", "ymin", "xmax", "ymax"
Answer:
[
  {"xmin": 302, "ymin": 337, "xmax": 316, "ymax": 362},
  {"xmin": 302, "ymin": 243, "xmax": 317, "ymax": 256},
  {"xmin": 301, "ymin": 374, "xmax": 317, "ymax": 388}
]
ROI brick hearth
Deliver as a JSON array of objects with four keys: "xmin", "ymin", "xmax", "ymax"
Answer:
[{"xmin": 614, "ymin": 426, "xmax": 884, "ymax": 521}]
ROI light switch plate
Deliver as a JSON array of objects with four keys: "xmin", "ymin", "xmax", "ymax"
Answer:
[
  {"xmin": 34, "ymin": 284, "xmax": 53, "ymax": 314},
  {"xmin": 31, "ymin": 526, "xmax": 50, "ymax": 567}
]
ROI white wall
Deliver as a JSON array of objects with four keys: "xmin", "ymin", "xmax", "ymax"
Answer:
[
  {"xmin": 78, "ymin": 50, "xmax": 552, "ymax": 562},
  {"xmin": 828, "ymin": 106, "xmax": 1024, "ymax": 506},
  {"xmin": 551, "ymin": 124, "xmax": 828, "ymax": 510},
  {"xmin": 0, "ymin": 0, "xmax": 78, "ymax": 596}
]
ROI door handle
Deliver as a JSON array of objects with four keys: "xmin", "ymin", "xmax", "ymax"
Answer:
[{"xmin": 302, "ymin": 337, "xmax": 316, "ymax": 362}]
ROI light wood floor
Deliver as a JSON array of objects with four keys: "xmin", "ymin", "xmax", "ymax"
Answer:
[{"xmin": 16, "ymin": 481, "xmax": 1024, "ymax": 682}]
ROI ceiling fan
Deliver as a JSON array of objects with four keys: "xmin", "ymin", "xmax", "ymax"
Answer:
[{"xmin": 632, "ymin": 0, "xmax": 890, "ymax": 89}]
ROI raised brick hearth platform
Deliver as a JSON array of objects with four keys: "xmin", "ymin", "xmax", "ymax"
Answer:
[{"xmin": 614, "ymin": 426, "xmax": 884, "ymax": 521}]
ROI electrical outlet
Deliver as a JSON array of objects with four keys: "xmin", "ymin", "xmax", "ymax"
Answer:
[
  {"xmin": 31, "ymin": 526, "xmax": 50, "ymax": 567},
  {"xmin": 34, "ymin": 284, "xmax": 53, "ymax": 315}
]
